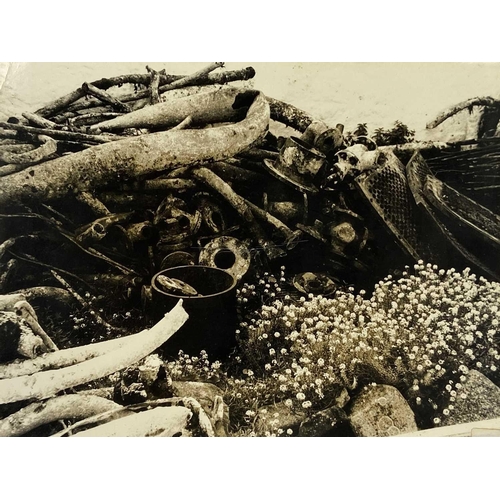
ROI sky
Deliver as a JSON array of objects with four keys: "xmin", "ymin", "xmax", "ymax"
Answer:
[{"xmin": 1, "ymin": 62, "xmax": 500, "ymax": 139}]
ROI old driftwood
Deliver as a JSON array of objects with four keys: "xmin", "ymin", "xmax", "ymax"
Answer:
[
  {"xmin": 92, "ymin": 87, "xmax": 255, "ymax": 131},
  {"xmin": 0, "ymin": 300, "xmax": 188, "ymax": 404},
  {"xmin": 72, "ymin": 405, "xmax": 192, "ymax": 437},
  {"xmin": 0, "ymin": 327, "xmax": 145, "ymax": 379},
  {"xmin": 0, "ymin": 91, "xmax": 270, "ymax": 207},
  {"xmin": 41, "ymin": 66, "xmax": 256, "ymax": 118},
  {"xmin": 426, "ymin": 96, "xmax": 500, "ymax": 129},
  {"xmin": 0, "ymin": 394, "xmax": 124, "ymax": 437}
]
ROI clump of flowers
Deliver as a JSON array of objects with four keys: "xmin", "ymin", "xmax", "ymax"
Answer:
[
  {"xmin": 226, "ymin": 262, "xmax": 500, "ymax": 431},
  {"xmin": 165, "ymin": 350, "xmax": 224, "ymax": 384}
]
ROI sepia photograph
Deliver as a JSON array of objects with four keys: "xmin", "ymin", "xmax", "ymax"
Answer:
[{"xmin": 0, "ymin": 61, "xmax": 500, "ymax": 441}]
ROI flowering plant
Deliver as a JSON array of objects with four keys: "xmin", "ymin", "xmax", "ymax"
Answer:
[{"xmin": 167, "ymin": 263, "xmax": 500, "ymax": 435}]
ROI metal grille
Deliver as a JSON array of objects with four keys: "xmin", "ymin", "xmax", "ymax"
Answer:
[{"xmin": 355, "ymin": 153, "xmax": 424, "ymax": 260}]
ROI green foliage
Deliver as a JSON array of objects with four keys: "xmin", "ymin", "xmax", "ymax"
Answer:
[
  {"xmin": 353, "ymin": 123, "xmax": 368, "ymax": 137},
  {"xmin": 347, "ymin": 121, "xmax": 415, "ymax": 146}
]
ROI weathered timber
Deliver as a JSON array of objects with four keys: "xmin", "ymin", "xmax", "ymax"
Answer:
[
  {"xmin": 0, "ymin": 91, "xmax": 270, "ymax": 207},
  {"xmin": 192, "ymin": 167, "xmax": 285, "ymax": 260},
  {"xmin": 54, "ymin": 67, "xmax": 256, "ymax": 115},
  {"xmin": 147, "ymin": 66, "xmax": 161, "ymax": 105},
  {"xmin": 82, "ymin": 82, "xmax": 132, "ymax": 113},
  {"xmin": 0, "ymin": 300, "xmax": 188, "ymax": 405},
  {"xmin": 92, "ymin": 87, "xmax": 255, "ymax": 131},
  {"xmin": 0, "ymin": 135, "xmax": 57, "ymax": 166},
  {"xmin": 0, "ymin": 122, "xmax": 121, "ymax": 144},
  {"xmin": 0, "ymin": 394, "xmax": 124, "ymax": 437},
  {"xmin": 426, "ymin": 97, "xmax": 500, "ymax": 129},
  {"xmin": 267, "ymin": 96, "xmax": 314, "ymax": 132}
]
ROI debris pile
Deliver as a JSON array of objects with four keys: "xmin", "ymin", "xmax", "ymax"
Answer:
[{"xmin": 0, "ymin": 62, "xmax": 499, "ymax": 436}]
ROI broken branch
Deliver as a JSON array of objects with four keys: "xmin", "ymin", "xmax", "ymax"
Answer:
[
  {"xmin": 21, "ymin": 112, "xmax": 57, "ymax": 129},
  {"xmin": 0, "ymin": 135, "xmax": 58, "ymax": 166},
  {"xmin": 60, "ymin": 67, "xmax": 256, "ymax": 115},
  {"xmin": 68, "ymin": 112, "xmax": 124, "ymax": 128},
  {"xmin": 0, "ymin": 328, "xmax": 143, "ymax": 379},
  {"xmin": 169, "ymin": 115, "xmax": 193, "ymax": 131},
  {"xmin": 267, "ymin": 96, "xmax": 314, "ymax": 132},
  {"xmin": 0, "ymin": 122, "xmax": 121, "ymax": 144},
  {"xmin": 82, "ymin": 82, "xmax": 132, "ymax": 113},
  {"xmin": 14, "ymin": 300, "xmax": 58, "ymax": 351},
  {"xmin": 192, "ymin": 167, "xmax": 285, "ymax": 260},
  {"xmin": 155, "ymin": 62, "xmax": 224, "ymax": 94}
]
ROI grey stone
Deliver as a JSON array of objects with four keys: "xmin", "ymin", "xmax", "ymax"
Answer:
[
  {"xmin": 349, "ymin": 384, "xmax": 418, "ymax": 437},
  {"xmin": 441, "ymin": 370, "xmax": 500, "ymax": 426},
  {"xmin": 254, "ymin": 402, "xmax": 306, "ymax": 436},
  {"xmin": 298, "ymin": 406, "xmax": 350, "ymax": 437},
  {"xmin": 172, "ymin": 381, "xmax": 229, "ymax": 434}
]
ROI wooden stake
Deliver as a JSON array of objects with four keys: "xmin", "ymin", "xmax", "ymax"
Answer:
[{"xmin": 146, "ymin": 66, "xmax": 161, "ymax": 105}]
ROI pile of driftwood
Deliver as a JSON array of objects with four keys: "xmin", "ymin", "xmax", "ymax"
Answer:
[{"xmin": 1, "ymin": 62, "xmax": 500, "ymax": 436}]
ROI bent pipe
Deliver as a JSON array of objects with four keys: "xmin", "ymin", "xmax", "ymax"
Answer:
[{"xmin": 0, "ymin": 90, "xmax": 270, "ymax": 208}]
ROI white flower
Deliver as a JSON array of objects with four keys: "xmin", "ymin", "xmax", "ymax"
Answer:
[{"xmin": 296, "ymin": 392, "xmax": 306, "ymax": 401}]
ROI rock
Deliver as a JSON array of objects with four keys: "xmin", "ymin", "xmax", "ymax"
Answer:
[
  {"xmin": 254, "ymin": 402, "xmax": 306, "ymax": 436},
  {"xmin": 441, "ymin": 370, "xmax": 500, "ymax": 427},
  {"xmin": 114, "ymin": 355, "xmax": 174, "ymax": 405},
  {"xmin": 298, "ymin": 406, "xmax": 351, "ymax": 437},
  {"xmin": 335, "ymin": 387, "xmax": 350, "ymax": 408},
  {"xmin": 0, "ymin": 311, "xmax": 45, "ymax": 361},
  {"xmin": 171, "ymin": 381, "xmax": 229, "ymax": 435},
  {"xmin": 348, "ymin": 384, "xmax": 418, "ymax": 437}
]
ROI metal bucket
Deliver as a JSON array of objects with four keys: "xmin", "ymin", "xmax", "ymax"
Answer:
[{"xmin": 151, "ymin": 265, "xmax": 237, "ymax": 359}]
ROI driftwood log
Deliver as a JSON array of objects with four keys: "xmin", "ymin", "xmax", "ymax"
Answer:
[
  {"xmin": 267, "ymin": 96, "xmax": 314, "ymax": 132},
  {"xmin": 39, "ymin": 66, "xmax": 256, "ymax": 118},
  {"xmin": 0, "ymin": 121, "xmax": 120, "ymax": 144},
  {"xmin": 82, "ymin": 82, "xmax": 132, "ymax": 113},
  {"xmin": 0, "ymin": 394, "xmax": 124, "ymax": 437},
  {"xmin": 0, "ymin": 300, "xmax": 188, "ymax": 404},
  {"xmin": 0, "ymin": 327, "xmax": 145, "ymax": 379},
  {"xmin": 0, "ymin": 135, "xmax": 57, "ymax": 167},
  {"xmin": 0, "ymin": 90, "xmax": 270, "ymax": 208},
  {"xmin": 426, "ymin": 96, "xmax": 500, "ymax": 129},
  {"xmin": 72, "ymin": 405, "xmax": 192, "ymax": 437},
  {"xmin": 92, "ymin": 87, "xmax": 254, "ymax": 131}
]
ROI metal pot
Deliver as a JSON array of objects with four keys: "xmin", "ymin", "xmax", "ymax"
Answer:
[{"xmin": 150, "ymin": 265, "xmax": 237, "ymax": 359}]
